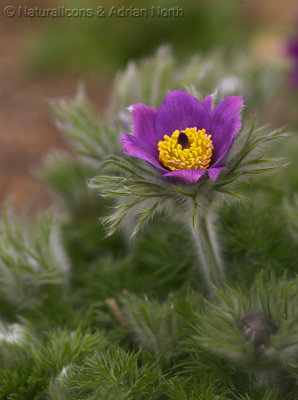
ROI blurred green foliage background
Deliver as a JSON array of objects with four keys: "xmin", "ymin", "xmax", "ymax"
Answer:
[{"xmin": 24, "ymin": 0, "xmax": 252, "ymax": 75}]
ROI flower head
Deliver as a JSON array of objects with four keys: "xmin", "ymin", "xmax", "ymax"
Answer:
[
  {"xmin": 287, "ymin": 31, "xmax": 298, "ymax": 87},
  {"xmin": 120, "ymin": 90, "xmax": 243, "ymax": 184},
  {"xmin": 239, "ymin": 312, "xmax": 278, "ymax": 347},
  {"xmin": 288, "ymin": 36, "xmax": 298, "ymax": 59}
]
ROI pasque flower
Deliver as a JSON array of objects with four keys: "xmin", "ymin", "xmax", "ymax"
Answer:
[
  {"xmin": 93, "ymin": 86, "xmax": 284, "ymax": 293},
  {"xmin": 120, "ymin": 90, "xmax": 243, "ymax": 184},
  {"xmin": 287, "ymin": 30, "xmax": 298, "ymax": 87}
]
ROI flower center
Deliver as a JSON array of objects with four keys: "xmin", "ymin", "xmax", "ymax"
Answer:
[{"xmin": 158, "ymin": 127, "xmax": 213, "ymax": 171}]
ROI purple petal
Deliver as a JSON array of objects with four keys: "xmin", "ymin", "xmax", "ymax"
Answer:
[
  {"xmin": 201, "ymin": 95, "xmax": 213, "ymax": 112},
  {"xmin": 155, "ymin": 90, "xmax": 210, "ymax": 141},
  {"xmin": 208, "ymin": 165, "xmax": 225, "ymax": 180},
  {"xmin": 161, "ymin": 169, "xmax": 207, "ymax": 184},
  {"xmin": 120, "ymin": 131, "xmax": 156, "ymax": 157},
  {"xmin": 210, "ymin": 96, "xmax": 243, "ymax": 166},
  {"xmin": 131, "ymin": 104, "xmax": 157, "ymax": 147},
  {"xmin": 120, "ymin": 134, "xmax": 165, "ymax": 172},
  {"xmin": 288, "ymin": 38, "xmax": 298, "ymax": 59}
]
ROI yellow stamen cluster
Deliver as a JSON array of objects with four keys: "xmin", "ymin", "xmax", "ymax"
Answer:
[{"xmin": 158, "ymin": 127, "xmax": 213, "ymax": 171}]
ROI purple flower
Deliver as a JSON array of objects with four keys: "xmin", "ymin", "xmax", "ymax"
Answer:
[
  {"xmin": 288, "ymin": 37, "xmax": 298, "ymax": 59},
  {"xmin": 287, "ymin": 33, "xmax": 298, "ymax": 87},
  {"xmin": 120, "ymin": 90, "xmax": 243, "ymax": 184}
]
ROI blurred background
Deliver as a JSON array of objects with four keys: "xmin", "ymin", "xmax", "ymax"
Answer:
[{"xmin": 0, "ymin": 0, "xmax": 297, "ymax": 211}]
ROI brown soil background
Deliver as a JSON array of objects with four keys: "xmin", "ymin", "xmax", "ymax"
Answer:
[{"xmin": 0, "ymin": 0, "xmax": 297, "ymax": 211}]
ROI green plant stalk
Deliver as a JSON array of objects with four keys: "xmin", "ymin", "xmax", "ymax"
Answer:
[{"xmin": 193, "ymin": 211, "xmax": 225, "ymax": 294}]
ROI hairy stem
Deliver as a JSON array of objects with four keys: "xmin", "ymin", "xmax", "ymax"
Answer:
[{"xmin": 192, "ymin": 211, "xmax": 226, "ymax": 294}]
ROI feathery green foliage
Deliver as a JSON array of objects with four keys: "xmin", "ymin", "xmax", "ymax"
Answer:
[
  {"xmin": 0, "ymin": 47, "xmax": 296, "ymax": 399},
  {"xmin": 39, "ymin": 152, "xmax": 100, "ymax": 219},
  {"xmin": 48, "ymin": 88, "xmax": 120, "ymax": 162},
  {"xmin": 112, "ymin": 47, "xmax": 282, "ymax": 115},
  {"xmin": 0, "ymin": 205, "xmax": 69, "ymax": 310},
  {"xmin": 185, "ymin": 274, "xmax": 298, "ymax": 387}
]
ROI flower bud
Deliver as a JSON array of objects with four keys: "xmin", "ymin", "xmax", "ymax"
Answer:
[{"xmin": 239, "ymin": 312, "xmax": 278, "ymax": 347}]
